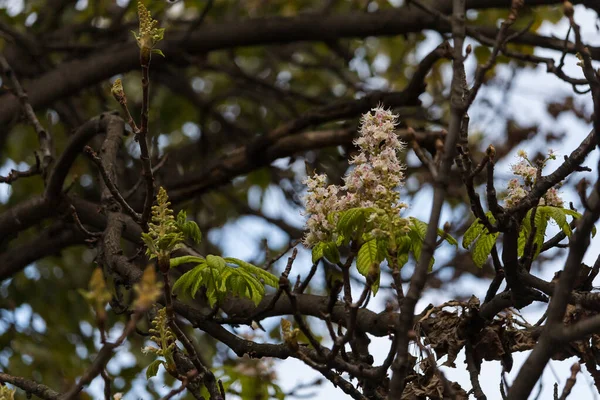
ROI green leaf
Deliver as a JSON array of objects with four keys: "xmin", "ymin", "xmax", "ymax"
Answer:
[
  {"xmin": 518, "ymin": 229, "xmax": 527, "ymax": 257},
  {"xmin": 562, "ymin": 209, "xmax": 582, "ymax": 219},
  {"xmin": 336, "ymin": 207, "xmax": 376, "ymax": 239},
  {"xmin": 155, "ymin": 28, "xmax": 166, "ymax": 42},
  {"xmin": 485, "ymin": 211, "xmax": 497, "ymax": 225},
  {"xmin": 408, "ymin": 229, "xmax": 422, "ymax": 260},
  {"xmin": 545, "ymin": 206, "xmax": 571, "ymax": 237},
  {"xmin": 311, "ymin": 242, "xmax": 325, "ymax": 263},
  {"xmin": 172, "ymin": 264, "xmax": 206, "ymax": 297},
  {"xmin": 176, "ymin": 210, "xmax": 187, "ymax": 226},
  {"xmin": 356, "ymin": 239, "xmax": 379, "ymax": 278},
  {"xmin": 463, "ymin": 218, "xmax": 484, "ymax": 248},
  {"xmin": 437, "ymin": 228, "xmax": 458, "ymax": 246},
  {"xmin": 534, "ymin": 209, "xmax": 549, "ymax": 257},
  {"xmin": 170, "ymin": 255, "xmax": 204, "ymax": 268},
  {"xmin": 180, "ymin": 216, "xmax": 202, "ymax": 243},
  {"xmin": 396, "ymin": 252, "xmax": 409, "ymax": 269},
  {"xmin": 472, "ymin": 232, "xmax": 499, "ymax": 267},
  {"xmin": 336, "ymin": 208, "xmax": 365, "ymax": 236},
  {"xmin": 228, "ymin": 267, "xmax": 265, "ymax": 305},
  {"xmin": 561, "ymin": 208, "xmax": 597, "ymax": 237},
  {"xmin": 146, "ymin": 359, "xmax": 164, "ymax": 379},
  {"xmin": 224, "ymin": 257, "xmax": 278, "ymax": 287},
  {"xmin": 152, "ymin": 48, "xmax": 165, "ymax": 57},
  {"xmin": 323, "ymin": 242, "xmax": 340, "ymax": 264},
  {"xmin": 191, "ymin": 264, "xmax": 210, "ymax": 297},
  {"xmin": 371, "ymin": 270, "xmax": 381, "ymax": 296},
  {"xmin": 409, "ymin": 217, "xmax": 427, "ymax": 240},
  {"xmin": 206, "ymin": 255, "xmax": 227, "ymax": 271}
]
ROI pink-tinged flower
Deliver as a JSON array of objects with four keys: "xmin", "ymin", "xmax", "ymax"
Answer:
[
  {"xmin": 543, "ymin": 187, "xmax": 564, "ymax": 207},
  {"xmin": 510, "ymin": 160, "xmax": 537, "ymax": 183},
  {"xmin": 505, "ymin": 179, "xmax": 528, "ymax": 208},
  {"xmin": 302, "ymin": 106, "xmax": 408, "ymax": 247},
  {"xmin": 504, "ymin": 149, "xmax": 564, "ymax": 209}
]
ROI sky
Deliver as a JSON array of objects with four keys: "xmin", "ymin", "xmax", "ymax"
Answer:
[{"xmin": 2, "ymin": 1, "xmax": 600, "ymax": 399}]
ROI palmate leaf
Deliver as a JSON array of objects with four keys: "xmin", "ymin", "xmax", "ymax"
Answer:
[
  {"xmin": 175, "ymin": 210, "xmax": 202, "ymax": 244},
  {"xmin": 562, "ymin": 208, "xmax": 597, "ymax": 236},
  {"xmin": 172, "ymin": 262, "xmax": 206, "ymax": 297},
  {"xmin": 409, "ymin": 217, "xmax": 427, "ymax": 240},
  {"xmin": 357, "ymin": 239, "xmax": 379, "ymax": 277},
  {"xmin": 310, "ymin": 241, "xmax": 340, "ymax": 264},
  {"xmin": 438, "ymin": 228, "xmax": 459, "ymax": 246},
  {"xmin": 170, "ymin": 255, "xmax": 204, "ymax": 268},
  {"xmin": 543, "ymin": 206, "xmax": 570, "ymax": 237},
  {"xmin": 334, "ymin": 207, "xmax": 377, "ymax": 243},
  {"xmin": 472, "ymin": 232, "xmax": 499, "ymax": 267},
  {"xmin": 463, "ymin": 218, "xmax": 484, "ymax": 249},
  {"xmin": 172, "ymin": 255, "xmax": 278, "ymax": 307},
  {"xmin": 517, "ymin": 206, "xmax": 591, "ymax": 258},
  {"xmin": 356, "ymin": 239, "xmax": 381, "ymax": 295},
  {"xmin": 311, "ymin": 242, "xmax": 326, "ymax": 264},
  {"xmin": 409, "ymin": 217, "xmax": 458, "ymax": 247},
  {"xmin": 146, "ymin": 359, "xmax": 165, "ymax": 380},
  {"xmin": 224, "ymin": 257, "xmax": 278, "ymax": 287}
]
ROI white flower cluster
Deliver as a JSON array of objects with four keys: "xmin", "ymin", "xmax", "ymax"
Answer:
[
  {"xmin": 303, "ymin": 107, "xmax": 408, "ymax": 247},
  {"xmin": 505, "ymin": 150, "xmax": 563, "ymax": 208}
]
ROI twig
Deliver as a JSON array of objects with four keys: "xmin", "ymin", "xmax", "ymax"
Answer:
[
  {"xmin": 159, "ymin": 369, "xmax": 198, "ymax": 400},
  {"xmin": 60, "ymin": 312, "xmax": 142, "ymax": 399},
  {"xmin": 0, "ymin": 373, "xmax": 61, "ymax": 400},
  {"xmin": 0, "ymin": 154, "xmax": 41, "ymax": 184},
  {"xmin": 0, "ymin": 55, "xmax": 53, "ymax": 176},
  {"xmin": 69, "ymin": 204, "xmax": 102, "ymax": 240},
  {"xmin": 388, "ymin": 0, "xmax": 467, "ymax": 396},
  {"xmin": 123, "ymin": 153, "xmax": 169, "ymax": 200},
  {"xmin": 100, "ymin": 369, "xmax": 111, "ymax": 400},
  {"xmin": 138, "ymin": 41, "xmax": 156, "ymax": 229},
  {"xmin": 465, "ymin": 341, "xmax": 487, "ymax": 400},
  {"xmin": 296, "ymin": 262, "xmax": 318, "ymax": 294},
  {"xmin": 558, "ymin": 362, "xmax": 580, "ymax": 400},
  {"xmin": 84, "ymin": 146, "xmax": 142, "ymax": 223},
  {"xmin": 183, "ymin": 0, "xmax": 215, "ymax": 41}
]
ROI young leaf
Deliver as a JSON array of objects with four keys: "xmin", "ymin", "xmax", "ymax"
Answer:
[
  {"xmin": 409, "ymin": 217, "xmax": 427, "ymax": 240},
  {"xmin": 336, "ymin": 207, "xmax": 375, "ymax": 239},
  {"xmin": 356, "ymin": 239, "xmax": 379, "ymax": 278},
  {"xmin": 545, "ymin": 206, "xmax": 571, "ymax": 237},
  {"xmin": 323, "ymin": 242, "xmax": 341, "ymax": 264},
  {"xmin": 172, "ymin": 263, "xmax": 205, "ymax": 298},
  {"xmin": 518, "ymin": 229, "xmax": 527, "ymax": 257},
  {"xmin": 408, "ymin": 229, "xmax": 422, "ymax": 260},
  {"xmin": 437, "ymin": 228, "xmax": 458, "ymax": 246},
  {"xmin": 472, "ymin": 232, "xmax": 499, "ymax": 267},
  {"xmin": 206, "ymin": 255, "xmax": 227, "ymax": 271},
  {"xmin": 170, "ymin": 255, "xmax": 204, "ymax": 268},
  {"xmin": 463, "ymin": 218, "xmax": 484, "ymax": 249},
  {"xmin": 146, "ymin": 359, "xmax": 164, "ymax": 379},
  {"xmin": 186, "ymin": 225, "xmax": 202, "ymax": 243},
  {"xmin": 224, "ymin": 257, "xmax": 278, "ymax": 287},
  {"xmin": 311, "ymin": 242, "xmax": 326, "ymax": 263}
]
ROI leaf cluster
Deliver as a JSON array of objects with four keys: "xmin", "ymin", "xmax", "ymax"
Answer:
[
  {"xmin": 170, "ymin": 255, "xmax": 278, "ymax": 307},
  {"xmin": 463, "ymin": 207, "xmax": 594, "ymax": 267},
  {"xmin": 312, "ymin": 207, "xmax": 456, "ymax": 294}
]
